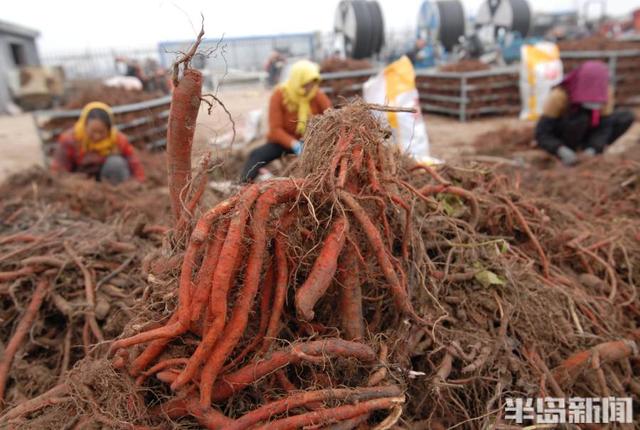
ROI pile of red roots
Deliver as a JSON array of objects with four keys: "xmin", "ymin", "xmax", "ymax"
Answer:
[
  {"xmin": 3, "ymin": 100, "xmax": 637, "ymax": 428},
  {"xmin": 107, "ymin": 101, "xmax": 433, "ymax": 428},
  {"xmin": 0, "ymin": 169, "xmax": 172, "ymax": 412},
  {"xmin": 438, "ymin": 60, "xmax": 490, "ymax": 73}
]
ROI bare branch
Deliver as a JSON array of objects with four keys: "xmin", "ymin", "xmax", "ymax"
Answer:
[
  {"xmin": 201, "ymin": 93, "xmax": 237, "ymax": 147},
  {"xmin": 172, "ymin": 16, "xmax": 206, "ymax": 86}
]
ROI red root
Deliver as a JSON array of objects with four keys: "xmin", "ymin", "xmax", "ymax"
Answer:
[
  {"xmin": 338, "ymin": 243, "xmax": 365, "ymax": 341},
  {"xmin": 338, "ymin": 191, "xmax": 426, "ymax": 325},
  {"xmin": 420, "ymin": 184, "xmax": 479, "ymax": 228},
  {"xmin": 167, "ymin": 68, "xmax": 203, "ymax": 221},
  {"xmin": 552, "ymin": 340, "xmax": 638, "ymax": 387},
  {"xmin": 212, "ymin": 339, "xmax": 376, "ymax": 402},
  {"xmin": 0, "ymin": 279, "xmax": 49, "ymax": 404},
  {"xmin": 295, "ymin": 216, "xmax": 349, "ymax": 321},
  {"xmin": 227, "ymin": 385, "xmax": 403, "ymax": 430},
  {"xmin": 197, "ymin": 184, "xmax": 299, "ymax": 405},
  {"xmin": 251, "ymin": 396, "xmax": 404, "ymax": 430}
]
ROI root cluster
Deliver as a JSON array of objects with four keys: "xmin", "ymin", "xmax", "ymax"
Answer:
[{"xmin": 0, "ymin": 165, "xmax": 167, "ymax": 411}]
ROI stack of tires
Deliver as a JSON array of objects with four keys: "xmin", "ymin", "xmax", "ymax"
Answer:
[{"xmin": 334, "ymin": 0, "xmax": 385, "ymax": 59}]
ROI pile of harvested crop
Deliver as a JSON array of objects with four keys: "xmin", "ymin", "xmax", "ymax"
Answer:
[
  {"xmin": 403, "ymin": 150, "xmax": 640, "ymax": 426},
  {"xmin": 4, "ymin": 101, "xmax": 637, "ymax": 429},
  {"xmin": 0, "ymin": 172, "xmax": 167, "ymax": 409},
  {"xmin": 63, "ymin": 84, "xmax": 164, "ymax": 110},
  {"xmin": 320, "ymin": 58, "xmax": 373, "ymax": 73},
  {"xmin": 558, "ymin": 35, "xmax": 640, "ymax": 52},
  {"xmin": 319, "ymin": 58, "xmax": 374, "ymax": 105},
  {"xmin": 438, "ymin": 60, "xmax": 489, "ymax": 73},
  {"xmin": 471, "ymin": 123, "xmax": 535, "ymax": 156},
  {"xmin": 1, "ymin": 29, "xmax": 638, "ymax": 428},
  {"xmin": 518, "ymin": 145, "xmax": 640, "ymax": 219}
]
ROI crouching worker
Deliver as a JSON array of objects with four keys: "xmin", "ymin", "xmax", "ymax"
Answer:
[
  {"xmin": 52, "ymin": 102, "xmax": 145, "ymax": 184},
  {"xmin": 536, "ymin": 61, "xmax": 634, "ymax": 166},
  {"xmin": 240, "ymin": 60, "xmax": 331, "ymax": 182}
]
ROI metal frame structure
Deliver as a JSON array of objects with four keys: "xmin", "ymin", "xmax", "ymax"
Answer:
[
  {"xmin": 33, "ymin": 95, "xmax": 172, "ymax": 163},
  {"xmin": 158, "ymin": 33, "xmax": 317, "ymax": 73},
  {"xmin": 415, "ymin": 65, "xmax": 519, "ymax": 121},
  {"xmin": 319, "ymin": 66, "xmax": 521, "ymax": 121}
]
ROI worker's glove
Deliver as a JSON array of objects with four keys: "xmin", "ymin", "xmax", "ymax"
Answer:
[
  {"xmin": 291, "ymin": 140, "xmax": 304, "ymax": 156},
  {"xmin": 583, "ymin": 147, "xmax": 597, "ymax": 157},
  {"xmin": 557, "ymin": 146, "xmax": 578, "ymax": 166}
]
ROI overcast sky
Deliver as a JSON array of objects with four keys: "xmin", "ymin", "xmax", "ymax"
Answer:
[{"xmin": 3, "ymin": 0, "xmax": 638, "ymax": 53}]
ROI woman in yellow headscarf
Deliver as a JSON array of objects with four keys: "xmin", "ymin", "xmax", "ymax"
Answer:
[
  {"xmin": 52, "ymin": 102, "xmax": 145, "ymax": 183},
  {"xmin": 241, "ymin": 60, "xmax": 331, "ymax": 182}
]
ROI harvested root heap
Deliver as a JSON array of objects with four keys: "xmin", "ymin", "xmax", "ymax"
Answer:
[
  {"xmin": 0, "ymin": 169, "xmax": 167, "ymax": 410},
  {"xmin": 3, "ymin": 103, "xmax": 640, "ymax": 428},
  {"xmin": 107, "ymin": 104, "xmax": 430, "ymax": 427},
  {"xmin": 63, "ymin": 85, "xmax": 164, "ymax": 110},
  {"xmin": 403, "ymin": 156, "xmax": 640, "ymax": 426},
  {"xmin": 471, "ymin": 123, "xmax": 535, "ymax": 157},
  {"xmin": 520, "ymin": 147, "xmax": 640, "ymax": 219}
]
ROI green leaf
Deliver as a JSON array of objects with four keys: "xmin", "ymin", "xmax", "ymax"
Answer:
[
  {"xmin": 440, "ymin": 195, "xmax": 464, "ymax": 217},
  {"xmin": 440, "ymin": 197, "xmax": 456, "ymax": 216},
  {"xmin": 475, "ymin": 270, "xmax": 506, "ymax": 288},
  {"xmin": 498, "ymin": 240, "xmax": 509, "ymax": 254}
]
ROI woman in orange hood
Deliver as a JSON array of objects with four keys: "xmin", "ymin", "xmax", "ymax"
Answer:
[{"xmin": 240, "ymin": 60, "xmax": 331, "ymax": 182}]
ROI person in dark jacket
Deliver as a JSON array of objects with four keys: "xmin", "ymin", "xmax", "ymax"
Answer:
[
  {"xmin": 535, "ymin": 60, "xmax": 634, "ymax": 166},
  {"xmin": 241, "ymin": 60, "xmax": 331, "ymax": 182},
  {"xmin": 406, "ymin": 38, "xmax": 427, "ymax": 65},
  {"xmin": 265, "ymin": 50, "xmax": 286, "ymax": 87}
]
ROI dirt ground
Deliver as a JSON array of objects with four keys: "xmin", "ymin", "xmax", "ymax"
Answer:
[
  {"xmin": 0, "ymin": 114, "xmax": 44, "ymax": 181},
  {"xmin": 192, "ymin": 84, "xmax": 271, "ymax": 159},
  {"xmin": 425, "ymin": 110, "xmax": 640, "ymax": 159},
  {"xmin": 191, "ymin": 84, "xmax": 522, "ymax": 162},
  {"xmin": 192, "ymin": 84, "xmax": 640, "ymax": 170},
  {"xmin": 1, "ymin": 83, "xmax": 638, "ymax": 182}
]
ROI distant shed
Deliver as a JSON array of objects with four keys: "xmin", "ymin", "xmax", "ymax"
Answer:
[{"xmin": 0, "ymin": 19, "xmax": 40, "ymax": 113}]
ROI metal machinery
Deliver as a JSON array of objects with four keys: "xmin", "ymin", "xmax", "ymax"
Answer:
[
  {"xmin": 473, "ymin": 0, "xmax": 533, "ymax": 62},
  {"xmin": 413, "ymin": 0, "xmax": 533, "ymax": 67},
  {"xmin": 415, "ymin": 0, "xmax": 466, "ymax": 67},
  {"xmin": 579, "ymin": 0, "xmax": 606, "ymax": 29},
  {"xmin": 333, "ymin": 0, "xmax": 385, "ymax": 59},
  {"xmin": 475, "ymin": 0, "xmax": 532, "ymax": 41}
]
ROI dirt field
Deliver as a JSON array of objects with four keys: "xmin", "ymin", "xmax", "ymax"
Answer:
[
  {"xmin": 1, "ymin": 84, "xmax": 638, "ymax": 183},
  {"xmin": 425, "ymin": 110, "xmax": 640, "ymax": 159},
  {"xmin": 192, "ymin": 84, "xmax": 640, "ymax": 170},
  {"xmin": 0, "ymin": 114, "xmax": 44, "ymax": 182}
]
